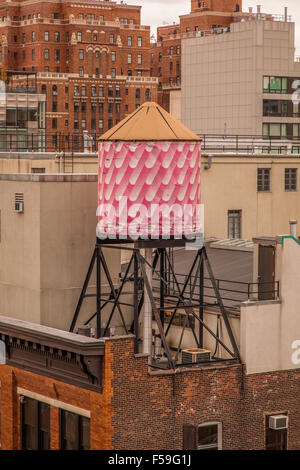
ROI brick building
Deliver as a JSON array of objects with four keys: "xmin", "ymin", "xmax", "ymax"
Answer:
[
  {"xmin": 151, "ymin": 0, "xmax": 244, "ymax": 113},
  {"xmin": 0, "ymin": 0, "xmax": 158, "ymax": 146}
]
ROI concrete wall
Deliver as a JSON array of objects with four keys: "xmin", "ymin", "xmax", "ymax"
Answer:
[
  {"xmin": 182, "ymin": 19, "xmax": 300, "ymax": 135},
  {"xmin": 202, "ymin": 154, "xmax": 300, "ymax": 239},
  {"xmin": 0, "ymin": 174, "xmax": 122, "ymax": 331},
  {"xmin": 240, "ymin": 237, "xmax": 300, "ymax": 374}
]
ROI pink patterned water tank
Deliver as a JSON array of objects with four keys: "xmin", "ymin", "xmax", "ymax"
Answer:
[{"xmin": 97, "ymin": 140, "xmax": 201, "ymax": 240}]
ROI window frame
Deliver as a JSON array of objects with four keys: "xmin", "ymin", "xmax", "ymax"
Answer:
[
  {"xmin": 257, "ymin": 168, "xmax": 271, "ymax": 192},
  {"xmin": 197, "ymin": 422, "xmax": 222, "ymax": 450},
  {"xmin": 285, "ymin": 168, "xmax": 298, "ymax": 191}
]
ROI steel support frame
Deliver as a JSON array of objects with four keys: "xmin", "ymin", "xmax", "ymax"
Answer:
[{"xmin": 70, "ymin": 240, "xmax": 241, "ymax": 369}]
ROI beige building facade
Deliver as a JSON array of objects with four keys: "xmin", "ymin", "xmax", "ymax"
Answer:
[
  {"xmin": 1, "ymin": 148, "xmax": 300, "ymax": 241},
  {"xmin": 0, "ymin": 174, "xmax": 122, "ymax": 331},
  {"xmin": 181, "ymin": 15, "xmax": 300, "ymax": 137}
]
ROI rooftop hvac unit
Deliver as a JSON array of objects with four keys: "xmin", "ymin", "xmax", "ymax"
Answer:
[
  {"xmin": 182, "ymin": 348, "xmax": 211, "ymax": 364},
  {"xmin": 269, "ymin": 415, "xmax": 288, "ymax": 430},
  {"xmin": 14, "ymin": 201, "xmax": 24, "ymax": 213}
]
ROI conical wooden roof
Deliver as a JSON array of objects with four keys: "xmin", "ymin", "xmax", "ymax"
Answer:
[{"xmin": 99, "ymin": 101, "xmax": 201, "ymax": 141}]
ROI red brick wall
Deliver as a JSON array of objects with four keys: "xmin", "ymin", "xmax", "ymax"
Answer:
[
  {"xmin": 0, "ymin": 0, "xmax": 156, "ymax": 136},
  {"xmin": 0, "ymin": 341, "xmax": 114, "ymax": 450},
  {"xmin": 109, "ymin": 337, "xmax": 300, "ymax": 450}
]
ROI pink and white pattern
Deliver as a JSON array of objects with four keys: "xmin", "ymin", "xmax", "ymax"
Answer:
[{"xmin": 98, "ymin": 141, "xmax": 201, "ymax": 238}]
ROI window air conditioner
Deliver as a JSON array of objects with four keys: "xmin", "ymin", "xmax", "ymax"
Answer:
[
  {"xmin": 269, "ymin": 415, "xmax": 288, "ymax": 430},
  {"xmin": 14, "ymin": 202, "xmax": 24, "ymax": 213},
  {"xmin": 182, "ymin": 348, "xmax": 211, "ymax": 364}
]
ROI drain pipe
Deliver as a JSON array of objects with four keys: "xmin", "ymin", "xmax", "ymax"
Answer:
[
  {"xmin": 142, "ymin": 247, "xmax": 153, "ymax": 357},
  {"xmin": 290, "ymin": 220, "xmax": 298, "ymax": 238}
]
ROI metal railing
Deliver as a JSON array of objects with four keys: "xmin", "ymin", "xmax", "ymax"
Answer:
[
  {"xmin": 199, "ymin": 134, "xmax": 300, "ymax": 155},
  {"xmin": 153, "ymin": 272, "xmax": 280, "ymax": 313},
  {"xmin": 0, "ymin": 131, "xmax": 300, "ymax": 155}
]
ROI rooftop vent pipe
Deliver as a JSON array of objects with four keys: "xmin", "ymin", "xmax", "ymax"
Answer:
[
  {"xmin": 290, "ymin": 220, "xmax": 298, "ymax": 238},
  {"xmin": 284, "ymin": 7, "xmax": 288, "ymax": 22},
  {"xmin": 257, "ymin": 5, "xmax": 261, "ymax": 18}
]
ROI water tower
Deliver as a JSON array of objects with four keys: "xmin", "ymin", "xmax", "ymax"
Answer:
[{"xmin": 70, "ymin": 102, "xmax": 240, "ymax": 369}]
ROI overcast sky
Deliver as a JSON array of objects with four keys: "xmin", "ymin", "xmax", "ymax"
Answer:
[{"xmin": 124, "ymin": 0, "xmax": 300, "ymax": 52}]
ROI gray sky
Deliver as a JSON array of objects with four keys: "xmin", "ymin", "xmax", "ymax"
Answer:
[{"xmin": 124, "ymin": 0, "xmax": 300, "ymax": 52}]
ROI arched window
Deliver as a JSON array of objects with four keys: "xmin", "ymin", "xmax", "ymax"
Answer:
[
  {"xmin": 52, "ymin": 85, "xmax": 57, "ymax": 96},
  {"xmin": 41, "ymin": 84, "xmax": 47, "ymax": 94}
]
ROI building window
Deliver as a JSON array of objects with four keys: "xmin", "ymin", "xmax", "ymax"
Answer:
[
  {"xmin": 66, "ymin": 32, "xmax": 69, "ymax": 42},
  {"xmin": 263, "ymin": 76, "xmax": 288, "ymax": 94},
  {"xmin": 128, "ymin": 54, "xmax": 132, "ymax": 64},
  {"xmin": 91, "ymin": 86, "xmax": 96, "ymax": 97},
  {"xmin": 170, "ymin": 46, "xmax": 173, "ymax": 55},
  {"xmin": 285, "ymin": 168, "xmax": 297, "ymax": 191},
  {"xmin": 91, "ymin": 103, "xmax": 96, "ymax": 114},
  {"xmin": 54, "ymin": 32, "xmax": 60, "ymax": 42},
  {"xmin": 136, "ymin": 88, "xmax": 140, "ymax": 100},
  {"xmin": 228, "ymin": 210, "xmax": 242, "ymax": 239},
  {"xmin": 257, "ymin": 168, "xmax": 271, "ymax": 192},
  {"xmin": 44, "ymin": 66, "xmax": 49, "ymax": 72},
  {"xmin": 116, "ymin": 86, "xmax": 120, "ymax": 97},
  {"xmin": 198, "ymin": 423, "xmax": 221, "ymax": 450},
  {"xmin": 31, "ymin": 168, "xmax": 45, "ymax": 174},
  {"xmin": 109, "ymin": 34, "xmax": 114, "ymax": 44},
  {"xmin": 82, "ymin": 119, "xmax": 86, "ymax": 129},
  {"xmin": 128, "ymin": 70, "xmax": 132, "ymax": 76},
  {"xmin": 111, "ymin": 51, "xmax": 116, "ymax": 62},
  {"xmin": 263, "ymin": 123, "xmax": 287, "ymax": 139},
  {"xmin": 145, "ymin": 88, "xmax": 151, "ymax": 100},
  {"xmin": 32, "ymin": 49, "xmax": 35, "ymax": 60},
  {"xmin": 81, "ymin": 102, "xmax": 86, "ymax": 113},
  {"xmin": 93, "ymin": 34, "xmax": 97, "ymax": 41},
  {"xmin": 265, "ymin": 415, "xmax": 287, "ymax": 450},
  {"xmin": 52, "ymin": 102, "xmax": 57, "ymax": 112},
  {"xmin": 111, "ymin": 68, "xmax": 116, "ymax": 78},
  {"xmin": 32, "ymin": 31, "xmax": 35, "ymax": 42},
  {"xmin": 44, "ymin": 49, "xmax": 49, "ymax": 60},
  {"xmin": 52, "ymin": 85, "xmax": 57, "ymax": 96},
  {"xmin": 74, "ymin": 86, "xmax": 79, "ymax": 96},
  {"xmin": 108, "ymin": 87, "xmax": 114, "ymax": 97},
  {"xmin": 79, "ymin": 67, "xmax": 84, "ymax": 77},
  {"xmin": 99, "ymin": 86, "xmax": 104, "ymax": 97},
  {"xmin": 81, "ymin": 86, "xmax": 86, "ymax": 96},
  {"xmin": 177, "ymin": 45, "xmax": 180, "ymax": 54},
  {"xmin": 44, "ymin": 31, "xmax": 49, "ymax": 42},
  {"xmin": 22, "ymin": 33, "xmax": 26, "ymax": 43},
  {"xmin": 99, "ymin": 119, "xmax": 103, "ymax": 129},
  {"xmin": 79, "ymin": 49, "xmax": 84, "ymax": 60},
  {"xmin": 137, "ymin": 36, "xmax": 142, "ymax": 47},
  {"xmin": 60, "ymin": 410, "xmax": 90, "ymax": 450},
  {"xmin": 116, "ymin": 103, "xmax": 120, "ymax": 114},
  {"xmin": 77, "ymin": 32, "xmax": 82, "ymax": 42},
  {"xmin": 21, "ymin": 397, "xmax": 50, "ymax": 450},
  {"xmin": 52, "ymin": 118, "xmax": 57, "ymax": 129},
  {"xmin": 158, "ymin": 53, "xmax": 162, "ymax": 62},
  {"xmin": 263, "ymin": 100, "xmax": 288, "ymax": 117},
  {"xmin": 99, "ymin": 103, "xmax": 104, "ymax": 114},
  {"xmin": 128, "ymin": 36, "xmax": 132, "ymax": 47},
  {"xmin": 137, "ymin": 54, "xmax": 142, "ymax": 65},
  {"xmin": 54, "ymin": 49, "xmax": 60, "ymax": 62}
]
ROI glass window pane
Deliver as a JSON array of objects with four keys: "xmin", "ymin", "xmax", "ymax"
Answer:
[{"xmin": 198, "ymin": 424, "xmax": 218, "ymax": 449}]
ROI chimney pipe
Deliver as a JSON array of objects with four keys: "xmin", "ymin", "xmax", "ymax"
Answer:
[
  {"xmin": 284, "ymin": 7, "xmax": 288, "ymax": 22},
  {"xmin": 257, "ymin": 5, "xmax": 261, "ymax": 18},
  {"xmin": 290, "ymin": 220, "xmax": 298, "ymax": 238}
]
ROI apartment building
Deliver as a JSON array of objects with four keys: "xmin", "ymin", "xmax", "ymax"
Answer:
[
  {"xmin": 0, "ymin": 70, "xmax": 46, "ymax": 151},
  {"xmin": 151, "ymin": 0, "xmax": 243, "ymax": 117},
  {"xmin": 181, "ymin": 10, "xmax": 300, "ymax": 137},
  {"xmin": 0, "ymin": 0, "xmax": 157, "ymax": 143}
]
